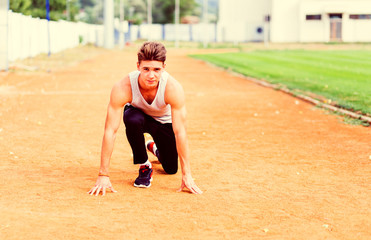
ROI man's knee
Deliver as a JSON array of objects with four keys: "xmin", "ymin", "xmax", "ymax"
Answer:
[
  {"xmin": 124, "ymin": 109, "xmax": 145, "ymax": 127},
  {"xmin": 157, "ymin": 150, "xmax": 178, "ymax": 175},
  {"xmin": 163, "ymin": 165, "xmax": 178, "ymax": 175}
]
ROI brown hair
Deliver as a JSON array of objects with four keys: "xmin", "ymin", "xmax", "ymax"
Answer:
[{"xmin": 137, "ymin": 42, "xmax": 167, "ymax": 64}]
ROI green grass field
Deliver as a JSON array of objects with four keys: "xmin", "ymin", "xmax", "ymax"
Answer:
[{"xmin": 191, "ymin": 50, "xmax": 371, "ymax": 115}]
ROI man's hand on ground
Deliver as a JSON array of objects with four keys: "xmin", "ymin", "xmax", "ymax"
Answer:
[
  {"xmin": 88, "ymin": 176, "xmax": 117, "ymax": 196},
  {"xmin": 177, "ymin": 174, "xmax": 203, "ymax": 194}
]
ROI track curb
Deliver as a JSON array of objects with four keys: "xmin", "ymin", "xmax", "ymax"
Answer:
[{"xmin": 231, "ymin": 72, "xmax": 371, "ymax": 125}]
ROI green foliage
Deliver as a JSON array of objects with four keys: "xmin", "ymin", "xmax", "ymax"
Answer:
[
  {"xmin": 152, "ymin": 0, "xmax": 198, "ymax": 24},
  {"xmin": 119, "ymin": 0, "xmax": 147, "ymax": 25},
  {"xmin": 341, "ymin": 115, "xmax": 370, "ymax": 127},
  {"xmin": 80, "ymin": 0, "xmax": 95, "ymax": 8},
  {"xmin": 191, "ymin": 50, "xmax": 371, "ymax": 115},
  {"xmin": 80, "ymin": 0, "xmax": 103, "ymax": 24},
  {"xmin": 9, "ymin": 0, "xmax": 32, "ymax": 15},
  {"xmin": 9, "ymin": 0, "xmax": 200, "ymax": 24},
  {"xmin": 153, "ymin": 0, "xmax": 173, "ymax": 24},
  {"xmin": 10, "ymin": 0, "xmax": 80, "ymax": 21}
]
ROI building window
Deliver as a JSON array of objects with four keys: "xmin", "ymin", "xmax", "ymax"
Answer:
[
  {"xmin": 350, "ymin": 14, "xmax": 371, "ymax": 19},
  {"xmin": 329, "ymin": 13, "xmax": 342, "ymax": 19},
  {"xmin": 306, "ymin": 14, "xmax": 322, "ymax": 20}
]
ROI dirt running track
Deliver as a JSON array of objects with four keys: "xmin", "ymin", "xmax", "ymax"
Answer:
[{"xmin": 0, "ymin": 45, "xmax": 370, "ymax": 240}]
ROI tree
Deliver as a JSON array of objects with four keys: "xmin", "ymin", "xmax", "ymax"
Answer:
[
  {"xmin": 9, "ymin": 0, "xmax": 32, "ymax": 15},
  {"xmin": 115, "ymin": 0, "xmax": 147, "ymax": 25},
  {"xmin": 9, "ymin": 0, "xmax": 199, "ymax": 24},
  {"xmin": 9, "ymin": 0, "xmax": 80, "ymax": 21},
  {"xmin": 152, "ymin": 0, "xmax": 198, "ymax": 24},
  {"xmin": 112, "ymin": 0, "xmax": 199, "ymax": 25},
  {"xmin": 80, "ymin": 0, "xmax": 95, "ymax": 8}
]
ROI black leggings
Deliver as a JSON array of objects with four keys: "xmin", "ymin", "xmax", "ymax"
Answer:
[{"xmin": 123, "ymin": 105, "xmax": 178, "ymax": 174}]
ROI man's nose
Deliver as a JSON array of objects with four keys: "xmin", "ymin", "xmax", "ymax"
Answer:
[{"xmin": 149, "ymin": 71, "xmax": 155, "ymax": 78}]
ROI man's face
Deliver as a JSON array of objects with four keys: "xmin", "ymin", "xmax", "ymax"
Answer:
[{"xmin": 137, "ymin": 60, "xmax": 165, "ymax": 90}]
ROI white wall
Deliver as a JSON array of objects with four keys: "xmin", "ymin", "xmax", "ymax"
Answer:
[
  {"xmin": 218, "ymin": 0, "xmax": 271, "ymax": 42},
  {"xmin": 0, "ymin": 1, "xmax": 8, "ymax": 70},
  {"xmin": 272, "ymin": 0, "xmax": 371, "ymax": 42},
  {"xmin": 5, "ymin": 11, "xmax": 104, "ymax": 64},
  {"xmin": 346, "ymin": 18, "xmax": 371, "ymax": 42},
  {"xmin": 129, "ymin": 23, "xmax": 217, "ymax": 42},
  {"xmin": 139, "ymin": 24, "xmax": 163, "ymax": 40},
  {"xmin": 270, "ymin": 0, "xmax": 301, "ymax": 42},
  {"xmin": 217, "ymin": 0, "xmax": 371, "ymax": 43}
]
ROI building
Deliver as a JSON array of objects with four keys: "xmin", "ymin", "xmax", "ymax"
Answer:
[
  {"xmin": 217, "ymin": 0, "xmax": 371, "ymax": 43},
  {"xmin": 218, "ymin": 0, "xmax": 271, "ymax": 43}
]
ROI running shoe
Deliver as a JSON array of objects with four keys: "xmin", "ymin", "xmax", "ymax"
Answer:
[{"xmin": 134, "ymin": 165, "xmax": 153, "ymax": 188}]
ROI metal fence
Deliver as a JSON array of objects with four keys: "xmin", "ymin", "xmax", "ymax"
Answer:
[
  {"xmin": 0, "ymin": 10, "xmax": 218, "ymax": 71},
  {"xmin": 6, "ymin": 11, "xmax": 104, "ymax": 62},
  {"xmin": 130, "ymin": 23, "xmax": 217, "ymax": 42}
]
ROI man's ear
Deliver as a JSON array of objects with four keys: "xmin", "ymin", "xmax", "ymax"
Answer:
[
  {"xmin": 137, "ymin": 62, "xmax": 140, "ymax": 70},
  {"xmin": 163, "ymin": 63, "xmax": 166, "ymax": 69}
]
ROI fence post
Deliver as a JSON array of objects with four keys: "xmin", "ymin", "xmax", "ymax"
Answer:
[
  {"xmin": 46, "ymin": 0, "xmax": 51, "ymax": 56},
  {"xmin": 104, "ymin": 0, "xmax": 114, "ymax": 48},
  {"xmin": 162, "ymin": 24, "xmax": 165, "ymax": 40},
  {"xmin": 174, "ymin": 0, "xmax": 179, "ymax": 47},
  {"xmin": 202, "ymin": 0, "xmax": 208, "ymax": 48},
  {"xmin": 147, "ymin": 0, "xmax": 152, "ymax": 40},
  {"xmin": 189, "ymin": 24, "xmax": 193, "ymax": 41},
  {"xmin": 0, "ymin": 0, "xmax": 9, "ymax": 71}
]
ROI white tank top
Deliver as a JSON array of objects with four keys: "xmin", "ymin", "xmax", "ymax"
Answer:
[{"xmin": 128, "ymin": 70, "xmax": 172, "ymax": 124}]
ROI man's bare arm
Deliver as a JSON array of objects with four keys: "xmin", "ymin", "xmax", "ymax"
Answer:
[
  {"xmin": 99, "ymin": 99, "xmax": 123, "ymax": 175},
  {"xmin": 166, "ymin": 77, "xmax": 203, "ymax": 194},
  {"xmin": 88, "ymin": 77, "xmax": 131, "ymax": 196}
]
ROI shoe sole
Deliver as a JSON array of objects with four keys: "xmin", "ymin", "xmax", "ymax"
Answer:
[{"xmin": 133, "ymin": 177, "xmax": 153, "ymax": 188}]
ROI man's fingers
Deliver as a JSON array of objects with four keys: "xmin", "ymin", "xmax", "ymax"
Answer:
[
  {"xmin": 183, "ymin": 183, "xmax": 203, "ymax": 194},
  {"xmin": 88, "ymin": 184, "xmax": 117, "ymax": 196},
  {"xmin": 95, "ymin": 187, "xmax": 102, "ymax": 196},
  {"xmin": 190, "ymin": 187, "xmax": 197, "ymax": 194},
  {"xmin": 88, "ymin": 186, "xmax": 98, "ymax": 195},
  {"xmin": 192, "ymin": 184, "xmax": 203, "ymax": 194},
  {"xmin": 177, "ymin": 182, "xmax": 185, "ymax": 192},
  {"xmin": 189, "ymin": 186, "xmax": 199, "ymax": 194},
  {"xmin": 192, "ymin": 186, "xmax": 203, "ymax": 194},
  {"xmin": 109, "ymin": 186, "xmax": 118, "ymax": 193}
]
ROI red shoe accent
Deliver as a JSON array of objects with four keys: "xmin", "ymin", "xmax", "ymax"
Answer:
[{"xmin": 148, "ymin": 142, "xmax": 155, "ymax": 153}]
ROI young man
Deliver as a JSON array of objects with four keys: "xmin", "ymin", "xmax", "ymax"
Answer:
[{"xmin": 88, "ymin": 42, "xmax": 202, "ymax": 196}]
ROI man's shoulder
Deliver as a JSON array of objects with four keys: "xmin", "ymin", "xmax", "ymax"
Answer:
[
  {"xmin": 129, "ymin": 70, "xmax": 140, "ymax": 80},
  {"xmin": 110, "ymin": 75, "xmax": 132, "ymax": 105},
  {"xmin": 165, "ymin": 74, "xmax": 182, "ymax": 91},
  {"xmin": 113, "ymin": 75, "xmax": 131, "ymax": 91},
  {"xmin": 164, "ymin": 74, "xmax": 184, "ymax": 107}
]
